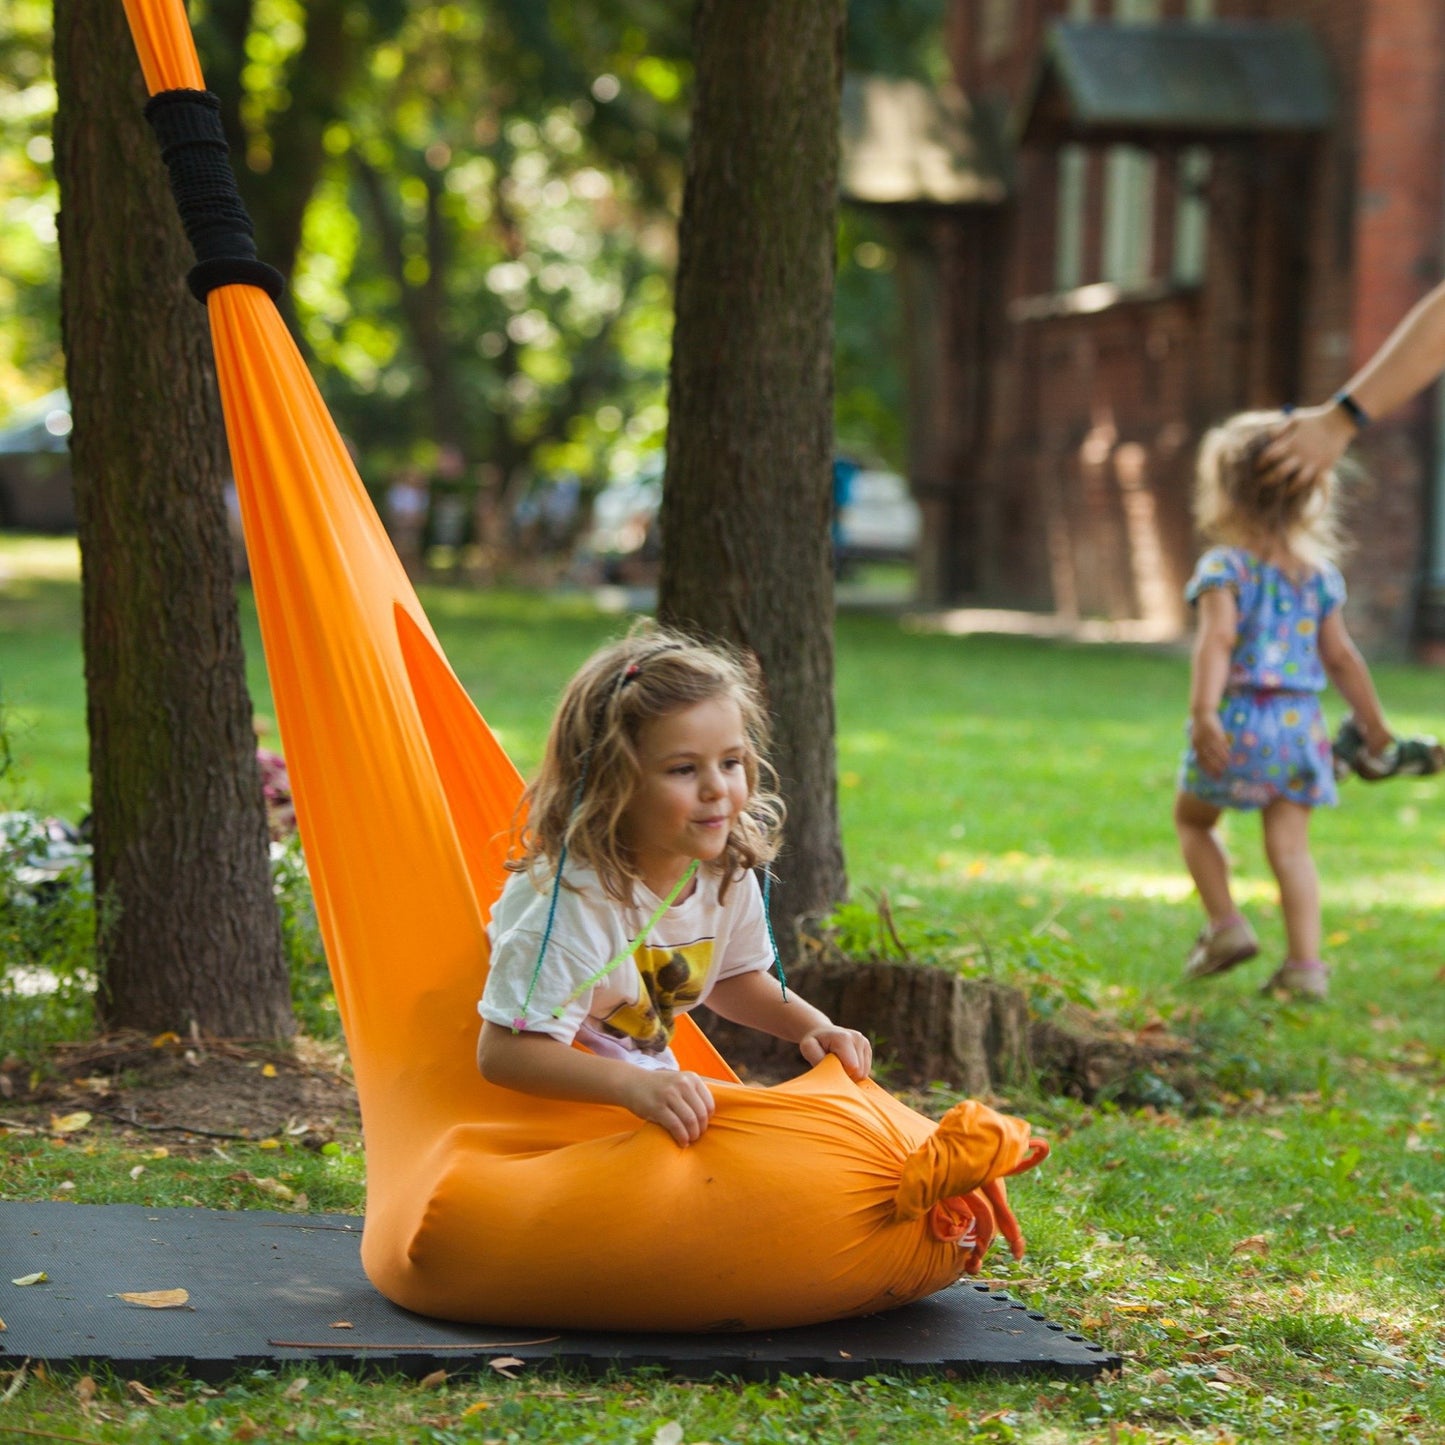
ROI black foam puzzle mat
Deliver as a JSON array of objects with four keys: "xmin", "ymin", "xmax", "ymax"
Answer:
[{"xmin": 0, "ymin": 1202, "xmax": 1120, "ymax": 1381}]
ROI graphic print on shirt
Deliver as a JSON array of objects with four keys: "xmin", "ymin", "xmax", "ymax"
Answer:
[{"xmin": 597, "ymin": 938, "xmax": 714, "ymax": 1053}]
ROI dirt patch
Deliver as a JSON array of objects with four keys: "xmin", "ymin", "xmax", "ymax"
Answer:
[{"xmin": 0, "ymin": 1032, "xmax": 359, "ymax": 1153}]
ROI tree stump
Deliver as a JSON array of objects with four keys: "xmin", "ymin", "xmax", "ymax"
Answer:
[
  {"xmin": 699, "ymin": 959, "xmax": 1029, "ymax": 1094},
  {"xmin": 1028, "ymin": 1003, "xmax": 1202, "ymax": 1106},
  {"xmin": 700, "ymin": 964, "xmax": 1202, "ymax": 1107}
]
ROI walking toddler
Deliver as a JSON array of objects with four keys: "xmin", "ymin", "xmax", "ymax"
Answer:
[{"xmin": 1175, "ymin": 412, "xmax": 1396, "ymax": 999}]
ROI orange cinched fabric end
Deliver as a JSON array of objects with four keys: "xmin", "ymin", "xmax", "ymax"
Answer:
[{"xmin": 117, "ymin": 0, "xmax": 1049, "ymax": 1331}]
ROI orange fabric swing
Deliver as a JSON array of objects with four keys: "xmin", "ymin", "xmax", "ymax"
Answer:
[{"xmin": 118, "ymin": 0, "xmax": 1048, "ymax": 1332}]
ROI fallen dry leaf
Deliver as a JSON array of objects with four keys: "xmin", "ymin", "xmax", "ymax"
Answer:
[
  {"xmin": 12, "ymin": 1272, "xmax": 47, "ymax": 1286},
  {"xmin": 283, "ymin": 1377, "xmax": 310, "ymax": 1399},
  {"xmin": 653, "ymin": 1423, "xmax": 684, "ymax": 1445},
  {"xmin": 117, "ymin": 1288, "xmax": 190, "ymax": 1309},
  {"xmin": 489, "ymin": 1355, "xmax": 525, "ymax": 1379},
  {"xmin": 0, "ymin": 1315, "xmax": 6, "ymax": 1331},
  {"xmin": 462, "ymin": 1400, "xmax": 493, "ymax": 1417},
  {"xmin": 1231, "ymin": 1234, "xmax": 1270, "ymax": 1257},
  {"xmin": 129, "ymin": 1165, "xmax": 146, "ymax": 1181},
  {"xmin": 261, "ymin": 1063, "xmax": 278, "ymax": 1078},
  {"xmin": 50, "ymin": 1111, "xmax": 92, "ymax": 1134},
  {"xmin": 127, "ymin": 1379, "xmax": 161, "ymax": 1405},
  {"xmin": 76, "ymin": 1375, "xmax": 97, "ymax": 1407},
  {"xmin": 419, "ymin": 1369, "xmax": 448, "ymax": 1389},
  {"xmin": 329, "ymin": 1321, "xmax": 353, "ymax": 1330}
]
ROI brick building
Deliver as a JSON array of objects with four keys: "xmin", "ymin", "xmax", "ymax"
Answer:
[{"xmin": 900, "ymin": 0, "xmax": 1445, "ymax": 653}]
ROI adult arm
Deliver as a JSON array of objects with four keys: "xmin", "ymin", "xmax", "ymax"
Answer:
[
  {"xmin": 1318, "ymin": 611, "xmax": 1391, "ymax": 754},
  {"xmin": 1262, "ymin": 279, "xmax": 1445, "ymax": 489},
  {"xmin": 476, "ymin": 1023, "xmax": 716, "ymax": 1146},
  {"xmin": 1188, "ymin": 587, "xmax": 1237, "ymax": 777},
  {"xmin": 705, "ymin": 969, "xmax": 872, "ymax": 1080}
]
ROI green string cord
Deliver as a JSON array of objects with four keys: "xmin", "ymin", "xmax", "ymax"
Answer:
[{"xmin": 547, "ymin": 859, "xmax": 701, "ymax": 1020}]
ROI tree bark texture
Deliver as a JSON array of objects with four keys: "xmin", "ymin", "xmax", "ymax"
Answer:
[
  {"xmin": 659, "ymin": 0, "xmax": 848, "ymax": 952},
  {"xmin": 53, "ymin": 1, "xmax": 292, "ymax": 1038}
]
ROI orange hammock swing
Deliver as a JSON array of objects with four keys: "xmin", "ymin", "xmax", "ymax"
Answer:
[{"xmin": 118, "ymin": 0, "xmax": 1048, "ymax": 1332}]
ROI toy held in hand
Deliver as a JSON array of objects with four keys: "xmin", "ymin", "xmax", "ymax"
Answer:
[{"xmin": 1332, "ymin": 716, "xmax": 1445, "ymax": 782}]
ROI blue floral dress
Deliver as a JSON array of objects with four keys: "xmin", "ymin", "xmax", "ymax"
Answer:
[{"xmin": 1178, "ymin": 546, "xmax": 1343, "ymax": 810}]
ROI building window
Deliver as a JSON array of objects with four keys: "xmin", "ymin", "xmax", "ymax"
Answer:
[
  {"xmin": 1055, "ymin": 146, "xmax": 1087, "ymax": 291},
  {"xmin": 1053, "ymin": 0, "xmax": 1092, "ymax": 290},
  {"xmin": 1101, "ymin": 0, "xmax": 1159, "ymax": 289},
  {"xmin": 1102, "ymin": 146, "xmax": 1156, "ymax": 287},
  {"xmin": 1172, "ymin": 148, "xmax": 1210, "ymax": 284},
  {"xmin": 1050, "ymin": 0, "xmax": 1215, "ymax": 297}
]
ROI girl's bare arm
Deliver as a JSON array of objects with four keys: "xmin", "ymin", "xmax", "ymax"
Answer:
[
  {"xmin": 1318, "ymin": 612, "xmax": 1391, "ymax": 753},
  {"xmin": 476, "ymin": 1022, "xmax": 716, "ymax": 1146},
  {"xmin": 706, "ymin": 969, "xmax": 872, "ymax": 1080},
  {"xmin": 1187, "ymin": 588, "xmax": 1237, "ymax": 777}
]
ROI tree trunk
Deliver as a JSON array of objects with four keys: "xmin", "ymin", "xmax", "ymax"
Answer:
[
  {"xmin": 53, "ymin": 0, "xmax": 292, "ymax": 1039},
  {"xmin": 659, "ymin": 0, "xmax": 848, "ymax": 955}
]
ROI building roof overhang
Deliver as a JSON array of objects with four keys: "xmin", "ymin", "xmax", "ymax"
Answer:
[
  {"xmin": 1019, "ymin": 20, "xmax": 1335, "ymax": 148},
  {"xmin": 840, "ymin": 74, "xmax": 1008, "ymax": 209}
]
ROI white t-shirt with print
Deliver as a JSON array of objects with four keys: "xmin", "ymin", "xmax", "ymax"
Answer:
[{"xmin": 478, "ymin": 862, "xmax": 775, "ymax": 1071}]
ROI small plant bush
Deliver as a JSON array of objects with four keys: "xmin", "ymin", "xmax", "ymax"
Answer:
[{"xmin": 0, "ymin": 807, "xmax": 97, "ymax": 1060}]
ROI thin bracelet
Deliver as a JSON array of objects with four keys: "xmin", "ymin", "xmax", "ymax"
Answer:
[{"xmin": 1332, "ymin": 390, "xmax": 1371, "ymax": 431}]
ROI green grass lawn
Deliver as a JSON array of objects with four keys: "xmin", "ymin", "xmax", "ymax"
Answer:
[{"xmin": 2, "ymin": 534, "xmax": 1444, "ymax": 1443}]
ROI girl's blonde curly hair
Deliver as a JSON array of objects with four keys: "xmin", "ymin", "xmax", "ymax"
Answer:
[
  {"xmin": 508, "ymin": 625, "xmax": 784, "ymax": 905},
  {"xmin": 1194, "ymin": 409, "xmax": 1347, "ymax": 569}
]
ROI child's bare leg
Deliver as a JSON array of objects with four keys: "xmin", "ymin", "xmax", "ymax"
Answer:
[
  {"xmin": 1173, "ymin": 793, "xmax": 1236, "ymax": 923},
  {"xmin": 1261, "ymin": 799, "xmax": 1320, "ymax": 962}
]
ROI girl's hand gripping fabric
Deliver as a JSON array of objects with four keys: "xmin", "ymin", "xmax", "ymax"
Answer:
[
  {"xmin": 622, "ymin": 1067, "xmax": 716, "ymax": 1147},
  {"xmin": 799, "ymin": 1024, "xmax": 873, "ymax": 1081}
]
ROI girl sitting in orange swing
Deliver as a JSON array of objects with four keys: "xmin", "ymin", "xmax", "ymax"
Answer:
[{"xmin": 477, "ymin": 629, "xmax": 870, "ymax": 1146}]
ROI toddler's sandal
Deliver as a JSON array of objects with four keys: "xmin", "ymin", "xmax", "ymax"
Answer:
[{"xmin": 1261, "ymin": 960, "xmax": 1329, "ymax": 1000}]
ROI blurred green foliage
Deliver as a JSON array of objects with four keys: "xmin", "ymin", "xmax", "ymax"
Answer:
[{"xmin": 0, "ymin": 0, "xmax": 925, "ymax": 510}]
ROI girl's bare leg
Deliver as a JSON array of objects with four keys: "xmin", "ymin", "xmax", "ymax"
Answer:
[
  {"xmin": 1173, "ymin": 792, "xmax": 1236, "ymax": 924},
  {"xmin": 1261, "ymin": 799, "xmax": 1320, "ymax": 962}
]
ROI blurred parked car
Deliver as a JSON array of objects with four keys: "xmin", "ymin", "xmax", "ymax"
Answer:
[
  {"xmin": 834, "ymin": 467, "xmax": 921, "ymax": 564},
  {"xmin": 581, "ymin": 461, "xmax": 664, "ymax": 584},
  {"xmin": 0, "ymin": 390, "xmax": 75, "ymax": 532},
  {"xmin": 580, "ymin": 458, "xmax": 919, "ymax": 581}
]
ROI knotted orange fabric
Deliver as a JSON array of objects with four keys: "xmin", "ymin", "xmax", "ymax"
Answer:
[{"xmin": 119, "ymin": 0, "xmax": 1048, "ymax": 1330}]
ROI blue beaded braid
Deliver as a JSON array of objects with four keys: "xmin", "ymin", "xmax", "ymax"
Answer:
[{"xmin": 762, "ymin": 863, "xmax": 788, "ymax": 1000}]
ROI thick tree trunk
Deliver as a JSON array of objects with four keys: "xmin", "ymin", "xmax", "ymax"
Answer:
[
  {"xmin": 659, "ymin": 0, "xmax": 848, "ymax": 954},
  {"xmin": 53, "ymin": 1, "xmax": 292, "ymax": 1039}
]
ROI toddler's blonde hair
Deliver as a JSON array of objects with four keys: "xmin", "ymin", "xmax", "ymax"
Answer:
[
  {"xmin": 509, "ymin": 624, "xmax": 784, "ymax": 904},
  {"xmin": 1194, "ymin": 409, "xmax": 1346, "ymax": 568}
]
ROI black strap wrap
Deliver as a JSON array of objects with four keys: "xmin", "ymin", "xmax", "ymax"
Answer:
[{"xmin": 143, "ymin": 88, "xmax": 284, "ymax": 304}]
